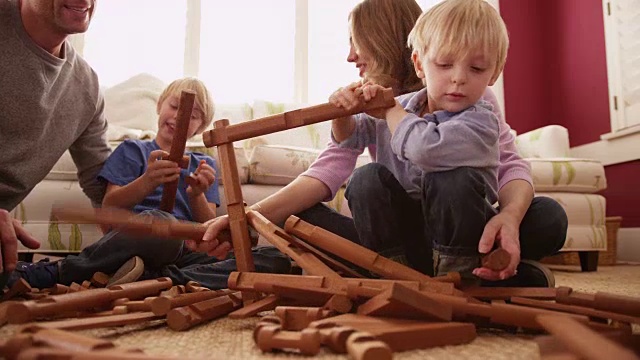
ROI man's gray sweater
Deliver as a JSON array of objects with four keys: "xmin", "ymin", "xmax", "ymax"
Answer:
[{"xmin": 0, "ymin": 0, "xmax": 111, "ymax": 210}]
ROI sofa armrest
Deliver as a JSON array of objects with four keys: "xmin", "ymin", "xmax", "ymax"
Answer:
[{"xmin": 516, "ymin": 125, "xmax": 570, "ymax": 159}]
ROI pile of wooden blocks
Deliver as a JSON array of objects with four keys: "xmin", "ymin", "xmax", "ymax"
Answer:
[{"xmin": 2, "ymin": 90, "xmax": 639, "ymax": 359}]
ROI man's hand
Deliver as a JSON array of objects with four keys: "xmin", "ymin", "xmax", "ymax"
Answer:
[
  {"xmin": 473, "ymin": 212, "xmax": 521, "ymax": 281},
  {"xmin": 1, "ymin": 209, "xmax": 40, "ymax": 272},
  {"xmin": 186, "ymin": 160, "xmax": 216, "ymax": 197},
  {"xmin": 185, "ymin": 215, "xmax": 232, "ymax": 260},
  {"xmin": 143, "ymin": 150, "xmax": 181, "ymax": 188}
]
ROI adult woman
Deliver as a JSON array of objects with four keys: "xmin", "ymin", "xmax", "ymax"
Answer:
[{"xmin": 194, "ymin": 0, "xmax": 567, "ymax": 286}]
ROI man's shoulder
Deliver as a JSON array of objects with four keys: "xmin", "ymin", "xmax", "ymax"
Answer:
[{"xmin": 65, "ymin": 44, "xmax": 100, "ymax": 91}]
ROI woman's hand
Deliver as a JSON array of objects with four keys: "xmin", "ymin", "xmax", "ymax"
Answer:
[{"xmin": 185, "ymin": 216, "xmax": 233, "ymax": 260}]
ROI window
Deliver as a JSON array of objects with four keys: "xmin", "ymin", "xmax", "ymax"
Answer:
[
  {"xmin": 83, "ymin": 0, "xmax": 187, "ymax": 87},
  {"xmin": 307, "ymin": 0, "xmax": 363, "ymax": 104},
  {"xmin": 603, "ymin": 0, "xmax": 640, "ymax": 136},
  {"xmin": 199, "ymin": 1, "xmax": 295, "ymax": 103},
  {"xmin": 79, "ymin": 0, "xmax": 504, "ymax": 108}
]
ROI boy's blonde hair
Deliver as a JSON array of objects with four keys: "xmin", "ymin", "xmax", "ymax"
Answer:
[
  {"xmin": 350, "ymin": 0, "xmax": 424, "ymax": 94},
  {"xmin": 408, "ymin": 0, "xmax": 509, "ymax": 81},
  {"xmin": 157, "ymin": 77, "xmax": 215, "ymax": 135}
]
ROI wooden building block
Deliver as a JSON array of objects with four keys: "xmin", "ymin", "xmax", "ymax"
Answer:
[
  {"xmin": 151, "ymin": 289, "xmax": 233, "ymax": 316},
  {"xmin": 309, "ymin": 314, "xmax": 476, "ymax": 352},
  {"xmin": 227, "ymin": 272, "xmax": 455, "ymax": 298},
  {"xmin": 214, "ymin": 119, "xmax": 255, "ymax": 305},
  {"xmin": 6, "ymin": 278, "xmax": 172, "ymax": 324},
  {"xmin": 162, "ymin": 154, "xmax": 190, "ymax": 169},
  {"xmin": 184, "ymin": 281, "xmax": 210, "ymax": 293},
  {"xmin": 166, "ymin": 292, "xmax": 242, "ymax": 331},
  {"xmin": 463, "ymin": 287, "xmax": 558, "ymax": 300},
  {"xmin": 246, "ymin": 210, "xmax": 343, "ymax": 278},
  {"xmin": 11, "ymin": 347, "xmax": 180, "ymax": 360},
  {"xmin": 536, "ymin": 315, "xmax": 639, "ymax": 360},
  {"xmin": 274, "ymin": 306, "xmax": 333, "ymax": 331},
  {"xmin": 356, "ymin": 283, "xmax": 453, "ymax": 321},
  {"xmin": 203, "ymin": 89, "xmax": 395, "ymax": 147},
  {"xmin": 46, "ymin": 284, "xmax": 70, "ymax": 295},
  {"xmin": 323, "ymin": 294, "xmax": 353, "ymax": 314},
  {"xmin": 30, "ymin": 312, "xmax": 164, "ymax": 331},
  {"xmin": 346, "ymin": 332, "xmax": 392, "ymax": 360},
  {"xmin": 481, "ymin": 248, "xmax": 511, "ymax": 271},
  {"xmin": 1, "ymin": 278, "xmax": 31, "ymax": 301},
  {"xmin": 228, "ymin": 294, "xmax": 279, "ymax": 319},
  {"xmin": 285, "ymin": 233, "xmax": 364, "ymax": 278},
  {"xmin": 90, "ymin": 273, "xmax": 110, "ymax": 288},
  {"xmin": 556, "ymin": 287, "xmax": 640, "ymax": 318},
  {"xmin": 19, "ymin": 327, "xmax": 120, "ymax": 352},
  {"xmin": 160, "ymin": 90, "xmax": 195, "ymax": 212},
  {"xmin": 512, "ymin": 297, "xmax": 640, "ymax": 325},
  {"xmin": 255, "ymin": 326, "xmax": 322, "ymax": 356},
  {"xmin": 53, "ymin": 206, "xmax": 231, "ymax": 244},
  {"xmin": 284, "ymin": 216, "xmax": 436, "ymax": 284}
]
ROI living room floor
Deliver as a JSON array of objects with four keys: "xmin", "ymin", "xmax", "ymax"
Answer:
[{"xmin": 1, "ymin": 264, "xmax": 639, "ymax": 360}]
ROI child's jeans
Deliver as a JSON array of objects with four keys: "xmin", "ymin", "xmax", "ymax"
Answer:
[
  {"xmin": 339, "ymin": 163, "xmax": 567, "ymax": 280},
  {"xmin": 59, "ymin": 210, "xmax": 291, "ymax": 289}
]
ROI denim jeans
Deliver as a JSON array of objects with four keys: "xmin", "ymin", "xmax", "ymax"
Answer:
[
  {"xmin": 308, "ymin": 163, "xmax": 568, "ymax": 279},
  {"xmin": 59, "ymin": 210, "xmax": 291, "ymax": 289}
]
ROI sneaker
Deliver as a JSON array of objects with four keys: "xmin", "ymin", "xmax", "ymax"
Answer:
[
  {"xmin": 481, "ymin": 260, "xmax": 555, "ymax": 288},
  {"xmin": 107, "ymin": 256, "xmax": 145, "ymax": 287},
  {"xmin": 7, "ymin": 258, "xmax": 59, "ymax": 289}
]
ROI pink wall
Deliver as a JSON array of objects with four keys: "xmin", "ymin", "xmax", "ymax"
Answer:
[{"xmin": 500, "ymin": 0, "xmax": 640, "ymax": 227}]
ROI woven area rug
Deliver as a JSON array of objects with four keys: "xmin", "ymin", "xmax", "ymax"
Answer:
[{"xmin": 2, "ymin": 264, "xmax": 639, "ymax": 359}]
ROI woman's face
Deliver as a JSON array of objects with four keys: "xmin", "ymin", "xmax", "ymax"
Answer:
[{"xmin": 347, "ymin": 37, "xmax": 374, "ymax": 79}]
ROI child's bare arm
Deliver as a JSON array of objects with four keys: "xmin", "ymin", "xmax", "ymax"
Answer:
[
  {"xmin": 103, "ymin": 149, "xmax": 180, "ymax": 209},
  {"xmin": 187, "ymin": 160, "xmax": 217, "ymax": 223}
]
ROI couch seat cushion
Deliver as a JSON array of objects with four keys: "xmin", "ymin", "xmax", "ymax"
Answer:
[{"xmin": 529, "ymin": 158, "xmax": 606, "ymax": 193}]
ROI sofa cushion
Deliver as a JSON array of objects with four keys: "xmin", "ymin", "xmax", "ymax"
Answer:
[
  {"xmin": 530, "ymin": 158, "xmax": 606, "ymax": 193},
  {"xmin": 248, "ymin": 145, "xmax": 321, "ymax": 186},
  {"xmin": 46, "ymin": 142, "xmax": 250, "ymax": 185},
  {"xmin": 536, "ymin": 193, "xmax": 607, "ymax": 252},
  {"xmin": 516, "ymin": 125, "xmax": 570, "ymax": 158},
  {"xmin": 247, "ymin": 100, "xmax": 332, "ymax": 151}
]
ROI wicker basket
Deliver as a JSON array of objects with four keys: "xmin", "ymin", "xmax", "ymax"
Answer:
[{"xmin": 541, "ymin": 216, "xmax": 622, "ymax": 266}]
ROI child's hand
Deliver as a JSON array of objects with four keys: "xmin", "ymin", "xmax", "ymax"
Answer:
[
  {"xmin": 143, "ymin": 150, "xmax": 181, "ymax": 188},
  {"xmin": 186, "ymin": 160, "xmax": 216, "ymax": 197},
  {"xmin": 472, "ymin": 212, "xmax": 522, "ymax": 281}
]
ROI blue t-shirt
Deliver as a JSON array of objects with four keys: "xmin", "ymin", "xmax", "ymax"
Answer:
[{"xmin": 98, "ymin": 139, "xmax": 220, "ymax": 221}]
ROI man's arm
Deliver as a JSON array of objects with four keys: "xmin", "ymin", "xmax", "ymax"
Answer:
[{"xmin": 68, "ymin": 94, "xmax": 111, "ymax": 207}]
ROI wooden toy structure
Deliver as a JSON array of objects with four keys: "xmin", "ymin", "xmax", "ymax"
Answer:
[{"xmin": 3, "ymin": 90, "xmax": 639, "ymax": 359}]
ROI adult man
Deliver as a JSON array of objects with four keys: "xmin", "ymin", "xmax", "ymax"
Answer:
[{"xmin": 0, "ymin": 0, "xmax": 111, "ymax": 275}]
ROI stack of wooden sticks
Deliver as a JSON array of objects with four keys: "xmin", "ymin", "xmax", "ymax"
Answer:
[{"xmin": 1, "ymin": 90, "xmax": 638, "ymax": 359}]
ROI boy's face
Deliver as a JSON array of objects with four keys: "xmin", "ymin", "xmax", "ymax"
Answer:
[
  {"xmin": 156, "ymin": 95, "xmax": 204, "ymax": 145},
  {"xmin": 413, "ymin": 48, "xmax": 499, "ymax": 114}
]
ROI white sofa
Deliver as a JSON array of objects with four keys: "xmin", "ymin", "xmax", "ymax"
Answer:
[{"xmin": 14, "ymin": 75, "xmax": 607, "ymax": 272}]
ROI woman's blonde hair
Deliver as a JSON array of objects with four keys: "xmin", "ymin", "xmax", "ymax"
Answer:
[
  {"xmin": 157, "ymin": 77, "xmax": 215, "ymax": 135},
  {"xmin": 408, "ymin": 0, "xmax": 509, "ymax": 81},
  {"xmin": 350, "ymin": 0, "xmax": 423, "ymax": 95}
]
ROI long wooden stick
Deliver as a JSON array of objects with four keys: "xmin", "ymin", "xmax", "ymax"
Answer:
[
  {"xmin": 52, "ymin": 206, "xmax": 231, "ymax": 243},
  {"xmin": 246, "ymin": 210, "xmax": 343, "ymax": 279},
  {"xmin": 284, "ymin": 215, "xmax": 435, "ymax": 283},
  {"xmin": 160, "ymin": 90, "xmax": 195, "ymax": 212},
  {"xmin": 203, "ymin": 88, "xmax": 395, "ymax": 147}
]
